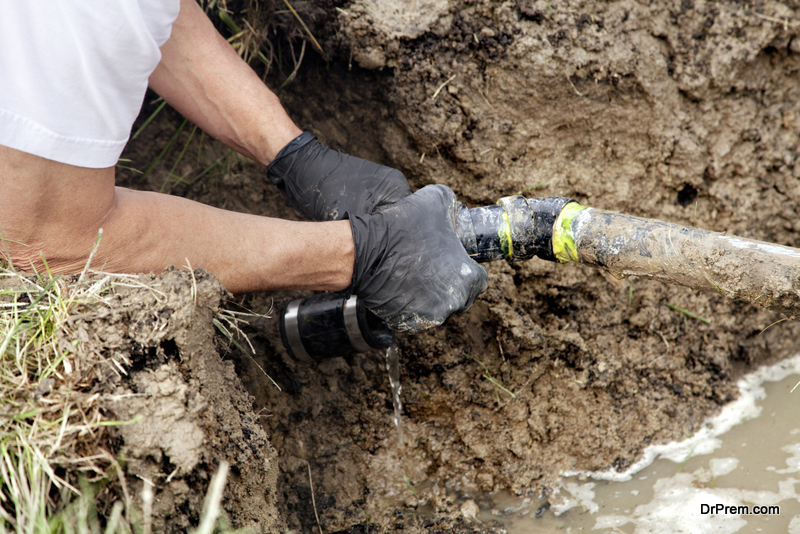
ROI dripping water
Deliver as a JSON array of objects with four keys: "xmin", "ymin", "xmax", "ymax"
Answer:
[{"xmin": 385, "ymin": 345, "xmax": 404, "ymax": 444}]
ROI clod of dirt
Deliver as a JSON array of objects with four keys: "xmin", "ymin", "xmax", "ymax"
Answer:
[
  {"xmin": 111, "ymin": 362, "xmax": 207, "ymax": 474},
  {"xmin": 66, "ymin": 269, "xmax": 282, "ymax": 532}
]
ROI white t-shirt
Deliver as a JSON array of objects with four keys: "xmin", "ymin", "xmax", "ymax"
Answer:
[{"xmin": 0, "ymin": 0, "xmax": 181, "ymax": 168}]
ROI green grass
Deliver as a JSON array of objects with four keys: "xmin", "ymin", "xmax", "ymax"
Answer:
[
  {"xmin": 130, "ymin": 100, "xmax": 166, "ymax": 142},
  {"xmin": 466, "ymin": 354, "xmax": 516, "ymax": 404},
  {"xmin": 517, "ymin": 183, "xmax": 548, "ymax": 196},
  {"xmin": 0, "ymin": 261, "xmax": 125, "ymax": 531},
  {"xmin": 141, "ymin": 118, "xmax": 188, "ymax": 183}
]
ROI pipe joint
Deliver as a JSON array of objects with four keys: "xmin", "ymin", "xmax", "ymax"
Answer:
[
  {"xmin": 526, "ymin": 196, "xmax": 575, "ymax": 262},
  {"xmin": 455, "ymin": 195, "xmax": 575, "ymax": 263}
]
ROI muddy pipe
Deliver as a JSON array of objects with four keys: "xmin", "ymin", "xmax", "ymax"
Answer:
[
  {"xmin": 281, "ymin": 196, "xmax": 800, "ymax": 362},
  {"xmin": 553, "ymin": 203, "xmax": 800, "ymax": 317}
]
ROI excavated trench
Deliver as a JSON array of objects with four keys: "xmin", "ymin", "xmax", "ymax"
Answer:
[{"xmin": 110, "ymin": 0, "xmax": 800, "ymax": 532}]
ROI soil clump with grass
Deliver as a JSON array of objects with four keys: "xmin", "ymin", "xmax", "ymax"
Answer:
[{"xmin": 14, "ymin": 0, "xmax": 800, "ymax": 532}]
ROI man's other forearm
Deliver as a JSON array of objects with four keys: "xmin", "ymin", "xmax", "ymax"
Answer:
[
  {"xmin": 8, "ymin": 187, "xmax": 355, "ymax": 294},
  {"xmin": 148, "ymin": 0, "xmax": 300, "ymax": 165},
  {"xmin": 94, "ymin": 187, "xmax": 355, "ymax": 293}
]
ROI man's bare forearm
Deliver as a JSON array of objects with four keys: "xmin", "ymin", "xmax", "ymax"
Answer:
[
  {"xmin": 148, "ymin": 0, "xmax": 300, "ymax": 165},
  {"xmin": 11, "ymin": 187, "xmax": 355, "ymax": 294},
  {"xmin": 96, "ymin": 187, "xmax": 354, "ymax": 293},
  {"xmin": 0, "ymin": 146, "xmax": 353, "ymax": 293}
]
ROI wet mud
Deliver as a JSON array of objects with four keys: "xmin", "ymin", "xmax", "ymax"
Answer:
[
  {"xmin": 113, "ymin": 0, "xmax": 800, "ymax": 531},
  {"xmin": 484, "ymin": 356, "xmax": 800, "ymax": 533}
]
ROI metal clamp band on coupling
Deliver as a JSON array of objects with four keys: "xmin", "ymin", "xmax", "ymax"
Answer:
[
  {"xmin": 282, "ymin": 300, "xmax": 313, "ymax": 363},
  {"xmin": 343, "ymin": 295, "xmax": 373, "ymax": 353}
]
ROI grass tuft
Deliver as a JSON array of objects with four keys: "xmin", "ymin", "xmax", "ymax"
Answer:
[
  {"xmin": 0, "ymin": 262, "xmax": 247, "ymax": 531},
  {"xmin": 0, "ymin": 262, "xmax": 131, "ymax": 530}
]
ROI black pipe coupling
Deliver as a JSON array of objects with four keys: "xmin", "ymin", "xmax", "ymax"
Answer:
[
  {"xmin": 526, "ymin": 196, "xmax": 575, "ymax": 262},
  {"xmin": 455, "ymin": 195, "xmax": 574, "ymax": 263},
  {"xmin": 280, "ymin": 293, "xmax": 394, "ymax": 362}
]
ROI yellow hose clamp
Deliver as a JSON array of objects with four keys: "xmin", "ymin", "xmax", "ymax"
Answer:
[{"xmin": 552, "ymin": 201, "xmax": 588, "ymax": 263}]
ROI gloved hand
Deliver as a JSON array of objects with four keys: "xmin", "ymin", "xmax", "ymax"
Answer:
[
  {"xmin": 267, "ymin": 132, "xmax": 411, "ymax": 221},
  {"xmin": 348, "ymin": 184, "xmax": 489, "ymax": 333}
]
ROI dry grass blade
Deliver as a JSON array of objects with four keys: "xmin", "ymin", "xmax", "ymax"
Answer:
[
  {"xmin": 78, "ymin": 229, "xmax": 103, "ymax": 285},
  {"xmin": 307, "ymin": 461, "xmax": 323, "ymax": 534},
  {"xmin": 431, "ymin": 74, "xmax": 456, "ymax": 100},
  {"xmin": 141, "ymin": 478, "xmax": 153, "ymax": 534},
  {"xmin": 466, "ymin": 354, "xmax": 515, "ymax": 403},
  {"xmin": 213, "ymin": 311, "xmax": 282, "ymax": 391},
  {"xmin": 758, "ymin": 317, "xmax": 788, "ymax": 336},
  {"xmin": 279, "ymin": 39, "xmax": 307, "ymax": 89},
  {"xmin": 194, "ymin": 461, "xmax": 229, "ymax": 534},
  {"xmin": 751, "ymin": 10, "xmax": 799, "ymax": 29},
  {"xmin": 282, "ymin": 0, "xmax": 323, "ymax": 53}
]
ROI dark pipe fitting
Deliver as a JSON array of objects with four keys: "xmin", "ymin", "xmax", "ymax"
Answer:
[
  {"xmin": 280, "ymin": 293, "xmax": 394, "ymax": 362},
  {"xmin": 526, "ymin": 196, "xmax": 575, "ymax": 263},
  {"xmin": 455, "ymin": 203, "xmax": 509, "ymax": 263},
  {"xmin": 455, "ymin": 195, "xmax": 575, "ymax": 263}
]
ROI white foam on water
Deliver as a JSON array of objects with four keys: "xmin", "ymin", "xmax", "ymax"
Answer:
[
  {"xmin": 778, "ymin": 443, "xmax": 800, "ymax": 474},
  {"xmin": 617, "ymin": 474, "xmax": 748, "ymax": 534},
  {"xmin": 590, "ymin": 474, "xmax": 800, "ymax": 534},
  {"xmin": 709, "ymin": 457, "xmax": 738, "ymax": 477},
  {"xmin": 556, "ymin": 481, "xmax": 599, "ymax": 515}
]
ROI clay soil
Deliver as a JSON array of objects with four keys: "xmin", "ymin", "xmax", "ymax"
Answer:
[{"xmin": 107, "ymin": 0, "xmax": 800, "ymax": 532}]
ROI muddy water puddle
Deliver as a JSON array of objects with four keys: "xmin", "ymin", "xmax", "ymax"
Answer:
[{"xmin": 474, "ymin": 354, "xmax": 800, "ymax": 533}]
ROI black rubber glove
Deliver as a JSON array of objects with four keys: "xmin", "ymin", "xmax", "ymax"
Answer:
[
  {"xmin": 267, "ymin": 132, "xmax": 412, "ymax": 221},
  {"xmin": 348, "ymin": 184, "xmax": 489, "ymax": 333}
]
